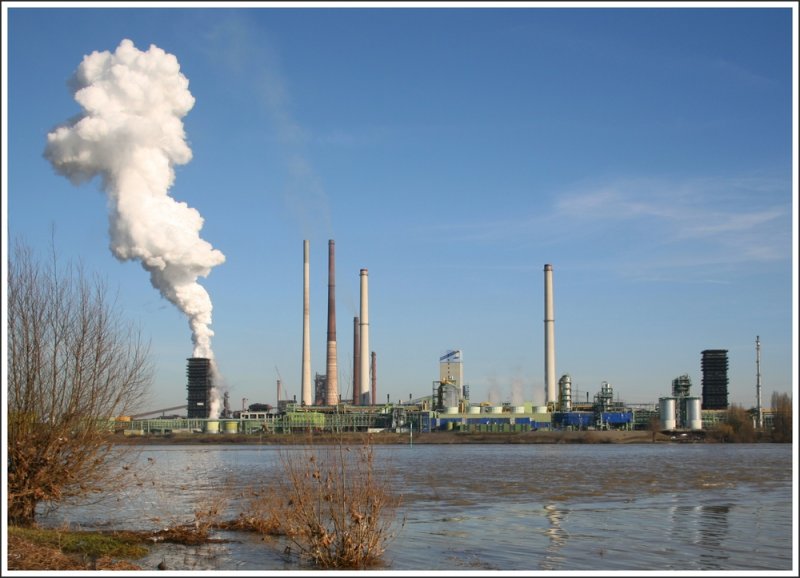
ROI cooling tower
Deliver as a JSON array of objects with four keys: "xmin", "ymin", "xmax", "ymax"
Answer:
[
  {"xmin": 301, "ymin": 240, "xmax": 312, "ymax": 406},
  {"xmin": 544, "ymin": 264, "xmax": 556, "ymax": 408},
  {"xmin": 359, "ymin": 269, "xmax": 370, "ymax": 405},
  {"xmin": 325, "ymin": 240, "xmax": 339, "ymax": 405},
  {"xmin": 187, "ymin": 357, "xmax": 213, "ymax": 419}
]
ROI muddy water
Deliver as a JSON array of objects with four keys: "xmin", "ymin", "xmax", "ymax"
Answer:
[{"xmin": 39, "ymin": 443, "xmax": 794, "ymax": 572}]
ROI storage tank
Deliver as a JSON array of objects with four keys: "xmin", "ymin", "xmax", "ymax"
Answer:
[
  {"xmin": 534, "ymin": 406, "xmax": 548, "ymax": 414},
  {"xmin": 489, "ymin": 406, "xmax": 504, "ymax": 414},
  {"xmin": 444, "ymin": 406, "xmax": 459, "ymax": 414},
  {"xmin": 559, "ymin": 374, "xmax": 572, "ymax": 412},
  {"xmin": 686, "ymin": 396, "xmax": 702, "ymax": 430},
  {"xmin": 205, "ymin": 420, "xmax": 220, "ymax": 434},
  {"xmin": 512, "ymin": 406, "xmax": 525, "ymax": 414},
  {"xmin": 659, "ymin": 397, "xmax": 676, "ymax": 431},
  {"xmin": 223, "ymin": 420, "xmax": 238, "ymax": 434},
  {"xmin": 467, "ymin": 406, "xmax": 482, "ymax": 414}
]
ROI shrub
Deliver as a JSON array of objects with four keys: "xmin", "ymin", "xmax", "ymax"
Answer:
[{"xmin": 273, "ymin": 438, "xmax": 404, "ymax": 569}]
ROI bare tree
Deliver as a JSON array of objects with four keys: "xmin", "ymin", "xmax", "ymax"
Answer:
[
  {"xmin": 724, "ymin": 404, "xmax": 756, "ymax": 442},
  {"xmin": 7, "ymin": 240, "xmax": 152, "ymax": 526},
  {"xmin": 770, "ymin": 391, "xmax": 792, "ymax": 443}
]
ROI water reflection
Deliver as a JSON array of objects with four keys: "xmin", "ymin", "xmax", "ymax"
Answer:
[
  {"xmin": 540, "ymin": 502, "xmax": 568, "ymax": 570},
  {"xmin": 697, "ymin": 504, "xmax": 731, "ymax": 569},
  {"xmin": 669, "ymin": 501, "xmax": 732, "ymax": 570}
]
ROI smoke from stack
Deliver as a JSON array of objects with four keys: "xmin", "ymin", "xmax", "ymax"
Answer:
[
  {"xmin": 43, "ymin": 39, "xmax": 225, "ymax": 414},
  {"xmin": 325, "ymin": 240, "xmax": 338, "ymax": 405},
  {"xmin": 301, "ymin": 240, "xmax": 312, "ymax": 406}
]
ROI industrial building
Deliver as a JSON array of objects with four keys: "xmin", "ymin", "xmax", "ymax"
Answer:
[
  {"xmin": 122, "ymin": 252, "xmax": 758, "ymax": 439},
  {"xmin": 701, "ymin": 349, "xmax": 730, "ymax": 410},
  {"xmin": 186, "ymin": 357, "xmax": 213, "ymax": 419}
]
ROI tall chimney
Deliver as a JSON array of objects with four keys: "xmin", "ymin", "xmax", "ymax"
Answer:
[
  {"xmin": 325, "ymin": 240, "xmax": 338, "ymax": 405},
  {"xmin": 359, "ymin": 269, "xmax": 370, "ymax": 406},
  {"xmin": 544, "ymin": 264, "xmax": 556, "ymax": 408},
  {"xmin": 371, "ymin": 351, "xmax": 377, "ymax": 406},
  {"xmin": 352, "ymin": 316, "xmax": 360, "ymax": 405},
  {"xmin": 301, "ymin": 240, "xmax": 312, "ymax": 406}
]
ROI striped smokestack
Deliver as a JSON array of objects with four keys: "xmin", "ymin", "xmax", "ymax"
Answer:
[
  {"xmin": 301, "ymin": 240, "xmax": 311, "ymax": 406},
  {"xmin": 325, "ymin": 240, "xmax": 339, "ymax": 405},
  {"xmin": 544, "ymin": 263, "xmax": 556, "ymax": 408},
  {"xmin": 359, "ymin": 269, "xmax": 370, "ymax": 405}
]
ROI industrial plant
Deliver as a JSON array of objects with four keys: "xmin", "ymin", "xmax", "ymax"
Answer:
[{"xmin": 114, "ymin": 244, "xmax": 771, "ymax": 438}]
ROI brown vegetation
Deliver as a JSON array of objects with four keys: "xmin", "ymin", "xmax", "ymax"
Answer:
[
  {"xmin": 216, "ymin": 438, "xmax": 404, "ymax": 569},
  {"xmin": 770, "ymin": 391, "xmax": 792, "ymax": 443},
  {"xmin": 275, "ymin": 440, "xmax": 404, "ymax": 568},
  {"xmin": 7, "ymin": 437, "xmax": 404, "ymax": 571},
  {"xmin": 7, "ymin": 240, "xmax": 152, "ymax": 526}
]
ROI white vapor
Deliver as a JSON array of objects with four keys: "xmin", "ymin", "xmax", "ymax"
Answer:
[{"xmin": 44, "ymin": 39, "xmax": 225, "ymax": 361}]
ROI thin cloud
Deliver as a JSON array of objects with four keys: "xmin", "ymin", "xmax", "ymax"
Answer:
[{"xmin": 203, "ymin": 15, "xmax": 332, "ymax": 238}]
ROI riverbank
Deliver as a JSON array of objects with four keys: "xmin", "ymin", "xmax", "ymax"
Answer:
[{"xmin": 111, "ymin": 429, "xmax": 691, "ymax": 445}]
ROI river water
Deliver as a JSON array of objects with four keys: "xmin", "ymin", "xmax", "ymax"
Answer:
[{"xmin": 38, "ymin": 442, "xmax": 795, "ymax": 573}]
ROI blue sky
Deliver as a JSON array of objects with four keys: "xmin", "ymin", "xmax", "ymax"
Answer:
[{"xmin": 3, "ymin": 3, "xmax": 797, "ymax": 414}]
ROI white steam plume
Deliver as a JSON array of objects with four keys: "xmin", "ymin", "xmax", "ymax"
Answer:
[{"xmin": 44, "ymin": 39, "xmax": 225, "ymax": 360}]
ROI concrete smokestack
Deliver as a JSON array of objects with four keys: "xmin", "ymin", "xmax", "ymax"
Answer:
[
  {"xmin": 544, "ymin": 264, "xmax": 556, "ymax": 408},
  {"xmin": 359, "ymin": 269, "xmax": 370, "ymax": 405},
  {"xmin": 352, "ymin": 316, "xmax": 360, "ymax": 405},
  {"xmin": 371, "ymin": 351, "xmax": 377, "ymax": 406},
  {"xmin": 325, "ymin": 240, "xmax": 339, "ymax": 405},
  {"xmin": 301, "ymin": 240, "xmax": 312, "ymax": 406}
]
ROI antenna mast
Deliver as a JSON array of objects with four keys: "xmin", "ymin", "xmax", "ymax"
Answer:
[{"xmin": 756, "ymin": 336, "xmax": 763, "ymax": 430}]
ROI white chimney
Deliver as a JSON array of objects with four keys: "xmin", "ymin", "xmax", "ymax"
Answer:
[
  {"xmin": 359, "ymin": 269, "xmax": 370, "ymax": 405},
  {"xmin": 544, "ymin": 264, "xmax": 556, "ymax": 408}
]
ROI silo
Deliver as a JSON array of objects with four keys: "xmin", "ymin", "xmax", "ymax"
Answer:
[
  {"xmin": 686, "ymin": 396, "xmax": 702, "ymax": 430},
  {"xmin": 659, "ymin": 397, "xmax": 677, "ymax": 431}
]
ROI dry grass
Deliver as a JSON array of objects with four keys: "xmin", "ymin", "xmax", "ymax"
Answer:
[
  {"xmin": 274, "ymin": 439, "xmax": 404, "ymax": 569},
  {"xmin": 6, "ymin": 529, "xmax": 145, "ymax": 571},
  {"xmin": 215, "ymin": 436, "xmax": 405, "ymax": 569},
  {"xmin": 216, "ymin": 486, "xmax": 286, "ymax": 535}
]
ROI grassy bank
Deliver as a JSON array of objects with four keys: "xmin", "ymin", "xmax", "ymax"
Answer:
[{"xmin": 6, "ymin": 526, "xmax": 147, "ymax": 570}]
